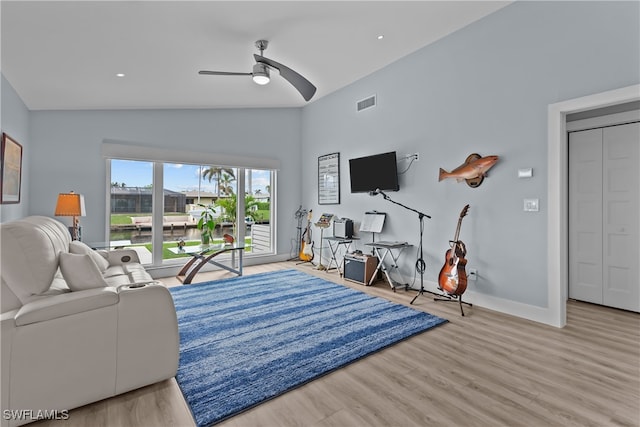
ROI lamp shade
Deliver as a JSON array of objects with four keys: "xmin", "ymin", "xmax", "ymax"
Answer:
[{"xmin": 55, "ymin": 192, "xmax": 86, "ymax": 217}]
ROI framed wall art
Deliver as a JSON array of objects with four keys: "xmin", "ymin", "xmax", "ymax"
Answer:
[
  {"xmin": 318, "ymin": 152, "xmax": 340, "ymax": 205},
  {"xmin": 1, "ymin": 133, "xmax": 23, "ymax": 204}
]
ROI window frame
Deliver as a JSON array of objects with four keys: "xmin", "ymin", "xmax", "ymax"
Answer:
[{"xmin": 103, "ymin": 141, "xmax": 278, "ymax": 267}]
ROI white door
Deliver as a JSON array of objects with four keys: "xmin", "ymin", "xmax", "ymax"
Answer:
[
  {"xmin": 569, "ymin": 122, "xmax": 639, "ymax": 312},
  {"xmin": 569, "ymin": 129, "xmax": 604, "ymax": 304},
  {"xmin": 602, "ymin": 123, "xmax": 639, "ymax": 311}
]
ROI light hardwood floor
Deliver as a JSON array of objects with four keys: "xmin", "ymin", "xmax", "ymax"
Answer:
[{"xmin": 34, "ymin": 261, "xmax": 639, "ymax": 427}]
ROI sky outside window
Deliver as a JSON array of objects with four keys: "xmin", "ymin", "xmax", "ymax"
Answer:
[{"xmin": 112, "ymin": 160, "xmax": 271, "ymax": 194}]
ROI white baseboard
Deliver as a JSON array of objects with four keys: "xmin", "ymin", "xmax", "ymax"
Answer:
[{"xmin": 408, "ymin": 279, "xmax": 556, "ymax": 326}]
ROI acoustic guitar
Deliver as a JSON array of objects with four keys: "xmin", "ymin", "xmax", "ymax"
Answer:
[
  {"xmin": 299, "ymin": 210, "xmax": 314, "ymax": 262},
  {"xmin": 438, "ymin": 204, "xmax": 469, "ymax": 296}
]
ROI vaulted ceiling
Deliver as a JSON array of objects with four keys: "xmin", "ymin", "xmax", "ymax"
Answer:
[{"xmin": 1, "ymin": 1, "xmax": 510, "ymax": 110}]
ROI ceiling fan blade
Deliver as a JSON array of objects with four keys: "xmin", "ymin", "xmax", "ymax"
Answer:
[
  {"xmin": 254, "ymin": 54, "xmax": 317, "ymax": 101},
  {"xmin": 199, "ymin": 70, "xmax": 251, "ymax": 76}
]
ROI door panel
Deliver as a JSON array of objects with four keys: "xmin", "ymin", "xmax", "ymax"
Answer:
[
  {"xmin": 569, "ymin": 129, "xmax": 603, "ymax": 304},
  {"xmin": 602, "ymin": 123, "xmax": 639, "ymax": 311}
]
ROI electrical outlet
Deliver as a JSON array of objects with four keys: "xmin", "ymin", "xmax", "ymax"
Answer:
[
  {"xmin": 414, "ymin": 152, "xmax": 419, "ymax": 161},
  {"xmin": 468, "ymin": 268, "xmax": 477, "ymax": 281},
  {"xmin": 524, "ymin": 198, "xmax": 539, "ymax": 212}
]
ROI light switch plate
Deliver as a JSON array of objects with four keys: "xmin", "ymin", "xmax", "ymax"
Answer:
[
  {"xmin": 518, "ymin": 168, "xmax": 533, "ymax": 178},
  {"xmin": 524, "ymin": 198, "xmax": 539, "ymax": 212}
]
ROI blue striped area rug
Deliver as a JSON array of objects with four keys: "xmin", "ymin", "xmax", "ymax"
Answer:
[{"xmin": 169, "ymin": 269, "xmax": 447, "ymax": 426}]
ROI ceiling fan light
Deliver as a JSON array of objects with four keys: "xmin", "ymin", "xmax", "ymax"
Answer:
[
  {"xmin": 253, "ymin": 74, "xmax": 270, "ymax": 85},
  {"xmin": 252, "ymin": 63, "xmax": 270, "ymax": 85}
]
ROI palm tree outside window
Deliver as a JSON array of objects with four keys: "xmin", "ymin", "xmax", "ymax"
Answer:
[{"xmin": 202, "ymin": 166, "xmax": 236, "ymax": 198}]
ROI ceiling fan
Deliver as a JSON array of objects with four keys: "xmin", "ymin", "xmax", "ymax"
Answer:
[{"xmin": 199, "ymin": 40, "xmax": 317, "ymax": 102}]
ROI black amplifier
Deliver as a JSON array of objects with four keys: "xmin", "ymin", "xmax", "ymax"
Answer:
[{"xmin": 344, "ymin": 254, "xmax": 378, "ymax": 285}]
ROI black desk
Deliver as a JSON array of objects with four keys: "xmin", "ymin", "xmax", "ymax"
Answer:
[{"xmin": 365, "ymin": 241, "xmax": 412, "ymax": 290}]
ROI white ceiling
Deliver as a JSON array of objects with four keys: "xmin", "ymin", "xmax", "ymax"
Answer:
[{"xmin": 1, "ymin": 1, "xmax": 511, "ymax": 110}]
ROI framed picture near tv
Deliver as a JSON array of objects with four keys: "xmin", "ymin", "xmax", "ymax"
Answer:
[
  {"xmin": 1, "ymin": 133, "xmax": 23, "ymax": 204},
  {"xmin": 318, "ymin": 152, "xmax": 340, "ymax": 205},
  {"xmin": 349, "ymin": 151, "xmax": 399, "ymax": 193}
]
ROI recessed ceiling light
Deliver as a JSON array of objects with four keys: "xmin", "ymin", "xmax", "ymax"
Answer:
[
  {"xmin": 377, "ymin": 35, "xmax": 384, "ymax": 40},
  {"xmin": 116, "ymin": 73, "xmax": 125, "ymax": 77}
]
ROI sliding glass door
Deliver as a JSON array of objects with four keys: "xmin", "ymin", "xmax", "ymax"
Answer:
[
  {"xmin": 108, "ymin": 159, "xmax": 275, "ymax": 266},
  {"xmin": 109, "ymin": 160, "xmax": 155, "ymax": 264}
]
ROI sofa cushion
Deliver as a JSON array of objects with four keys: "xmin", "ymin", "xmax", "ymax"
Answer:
[
  {"xmin": 59, "ymin": 252, "xmax": 109, "ymax": 291},
  {"xmin": 1, "ymin": 277, "xmax": 22, "ymax": 312},
  {"xmin": 104, "ymin": 275, "xmax": 133, "ymax": 287},
  {"xmin": 0, "ymin": 216, "xmax": 71, "ymax": 304},
  {"xmin": 103, "ymin": 265, "xmax": 126, "ymax": 278},
  {"xmin": 14, "ymin": 287, "xmax": 119, "ymax": 326},
  {"xmin": 47, "ymin": 269, "xmax": 71, "ymax": 294},
  {"xmin": 123, "ymin": 263, "xmax": 154, "ymax": 283},
  {"xmin": 69, "ymin": 241, "xmax": 109, "ymax": 272}
]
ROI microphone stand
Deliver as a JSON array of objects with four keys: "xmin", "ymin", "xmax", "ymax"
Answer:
[{"xmin": 372, "ymin": 190, "xmax": 431, "ymax": 304}]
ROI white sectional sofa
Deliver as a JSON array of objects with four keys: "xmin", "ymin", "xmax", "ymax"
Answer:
[{"xmin": 1, "ymin": 216, "xmax": 179, "ymax": 427}]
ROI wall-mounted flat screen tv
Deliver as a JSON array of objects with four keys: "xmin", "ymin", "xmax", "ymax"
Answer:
[{"xmin": 349, "ymin": 151, "xmax": 400, "ymax": 193}]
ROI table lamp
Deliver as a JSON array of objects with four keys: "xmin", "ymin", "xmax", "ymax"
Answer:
[{"xmin": 55, "ymin": 191, "xmax": 86, "ymax": 241}]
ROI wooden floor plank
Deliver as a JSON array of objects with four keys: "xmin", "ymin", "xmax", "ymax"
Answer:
[{"xmin": 32, "ymin": 261, "xmax": 639, "ymax": 427}]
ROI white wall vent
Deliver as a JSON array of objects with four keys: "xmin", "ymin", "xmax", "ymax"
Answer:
[{"xmin": 357, "ymin": 95, "xmax": 377, "ymax": 112}]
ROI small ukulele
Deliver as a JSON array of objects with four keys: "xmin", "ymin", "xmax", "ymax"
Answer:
[{"xmin": 438, "ymin": 205, "xmax": 469, "ymax": 296}]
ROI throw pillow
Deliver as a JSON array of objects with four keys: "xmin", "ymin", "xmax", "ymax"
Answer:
[
  {"xmin": 69, "ymin": 241, "xmax": 109, "ymax": 272},
  {"xmin": 59, "ymin": 252, "xmax": 109, "ymax": 291}
]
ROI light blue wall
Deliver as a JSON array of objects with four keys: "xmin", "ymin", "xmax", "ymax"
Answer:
[
  {"xmin": 28, "ymin": 108, "xmax": 302, "ymax": 253},
  {"xmin": 2, "ymin": 1, "xmax": 638, "ymax": 312},
  {"xmin": 0, "ymin": 75, "xmax": 30, "ymax": 222},
  {"xmin": 301, "ymin": 1, "xmax": 640, "ymax": 307}
]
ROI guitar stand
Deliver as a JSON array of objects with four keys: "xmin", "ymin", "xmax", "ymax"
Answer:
[
  {"xmin": 434, "ymin": 292, "xmax": 472, "ymax": 316},
  {"xmin": 288, "ymin": 206, "xmax": 307, "ymax": 262}
]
